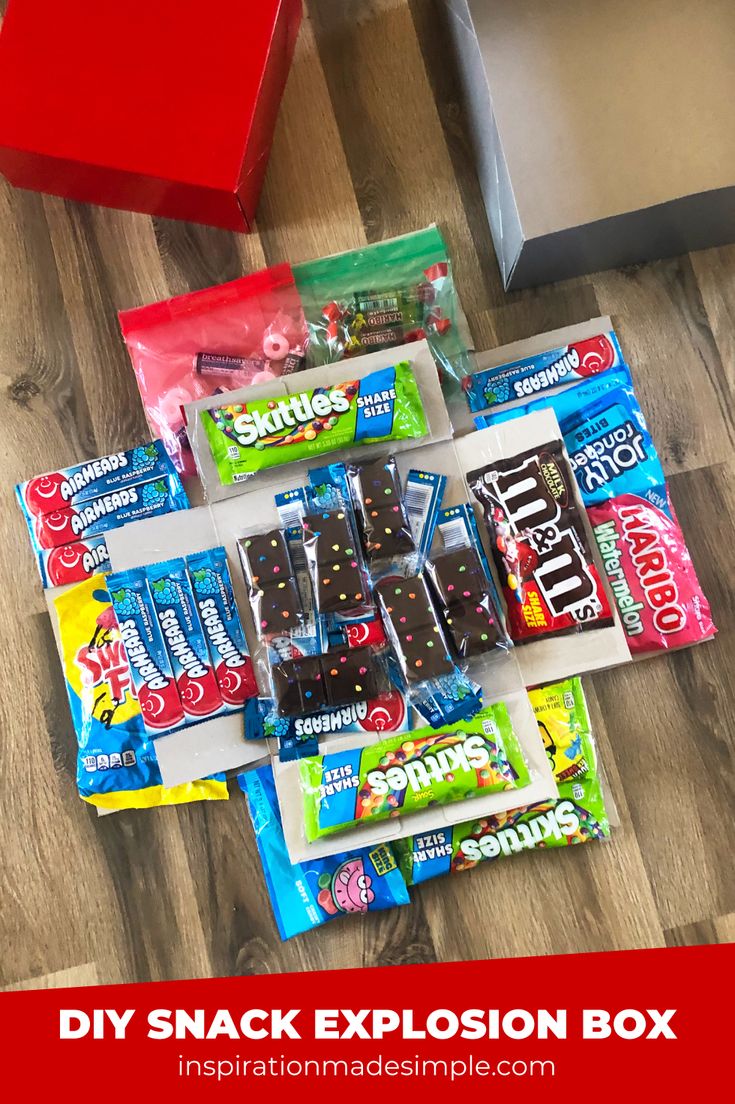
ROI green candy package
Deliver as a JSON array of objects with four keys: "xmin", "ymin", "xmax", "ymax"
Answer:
[
  {"xmin": 393, "ymin": 773, "xmax": 610, "ymax": 884},
  {"xmin": 299, "ymin": 702, "xmax": 529, "ymax": 842},
  {"xmin": 528, "ymin": 677, "xmax": 597, "ymax": 784},
  {"xmin": 202, "ymin": 362, "xmax": 427, "ymax": 486},
  {"xmin": 293, "ymin": 225, "xmax": 472, "ymax": 392}
]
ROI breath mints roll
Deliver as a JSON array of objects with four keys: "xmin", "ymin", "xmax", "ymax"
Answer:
[
  {"xmin": 299, "ymin": 703, "xmax": 528, "ymax": 841},
  {"xmin": 202, "ymin": 362, "xmax": 428, "ymax": 485}
]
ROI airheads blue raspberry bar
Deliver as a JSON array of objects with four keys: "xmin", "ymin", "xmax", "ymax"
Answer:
[
  {"xmin": 474, "ymin": 367, "xmax": 633, "ymax": 431},
  {"xmin": 107, "ymin": 568, "xmax": 185, "ymax": 735},
  {"xmin": 239, "ymin": 765, "xmax": 409, "ymax": 941},
  {"xmin": 16, "ymin": 440, "xmax": 173, "ymax": 517},
  {"xmin": 202, "ymin": 362, "xmax": 428, "ymax": 485},
  {"xmin": 186, "ymin": 547, "xmax": 258, "ymax": 707},
  {"xmin": 36, "ymin": 535, "xmax": 111, "ymax": 588},
  {"xmin": 464, "ymin": 331, "xmax": 625, "ymax": 412},
  {"xmin": 28, "ymin": 472, "xmax": 189, "ymax": 551},
  {"xmin": 146, "ymin": 558, "xmax": 224, "ymax": 721},
  {"xmin": 244, "ymin": 689, "xmax": 412, "ymax": 762}
]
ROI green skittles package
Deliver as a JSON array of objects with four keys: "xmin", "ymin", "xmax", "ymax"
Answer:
[
  {"xmin": 393, "ymin": 772, "xmax": 609, "ymax": 884},
  {"xmin": 239, "ymin": 765, "xmax": 409, "ymax": 940},
  {"xmin": 299, "ymin": 703, "xmax": 529, "ymax": 842},
  {"xmin": 202, "ymin": 362, "xmax": 427, "ymax": 486}
]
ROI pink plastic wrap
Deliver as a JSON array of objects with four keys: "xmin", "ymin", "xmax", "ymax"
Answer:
[{"xmin": 119, "ymin": 264, "xmax": 309, "ymax": 476}]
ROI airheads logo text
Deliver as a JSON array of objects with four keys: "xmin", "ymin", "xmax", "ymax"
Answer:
[
  {"xmin": 511, "ymin": 348, "xmax": 581, "ymax": 398},
  {"xmin": 197, "ymin": 598, "xmax": 247, "ymax": 668},
  {"xmin": 157, "ymin": 609, "xmax": 207, "ymax": 679},
  {"xmin": 232, "ymin": 389, "xmax": 351, "ymax": 446},
  {"xmin": 70, "ymin": 487, "xmax": 139, "ymax": 535},
  {"xmin": 295, "ymin": 701, "xmax": 369, "ymax": 737},
  {"xmin": 118, "ymin": 618, "xmax": 170, "ymax": 691},
  {"xmin": 61, "ymin": 453, "xmax": 128, "ymax": 501},
  {"xmin": 459, "ymin": 801, "xmax": 581, "ymax": 860},
  {"xmin": 367, "ymin": 734, "xmax": 490, "ymax": 797}
]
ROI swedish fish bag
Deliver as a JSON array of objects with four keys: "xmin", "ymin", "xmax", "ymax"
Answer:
[{"xmin": 54, "ymin": 575, "xmax": 228, "ymax": 811}]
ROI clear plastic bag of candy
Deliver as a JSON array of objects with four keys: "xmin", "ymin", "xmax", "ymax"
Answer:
[
  {"xmin": 119, "ymin": 264, "xmax": 309, "ymax": 477},
  {"xmin": 293, "ymin": 225, "xmax": 472, "ymax": 393}
]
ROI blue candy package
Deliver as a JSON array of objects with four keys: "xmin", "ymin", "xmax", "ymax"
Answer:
[
  {"xmin": 559, "ymin": 385, "xmax": 665, "ymax": 505},
  {"xmin": 464, "ymin": 330, "xmax": 626, "ymax": 412},
  {"xmin": 474, "ymin": 366, "xmax": 633, "ymax": 430},
  {"xmin": 238, "ymin": 765, "xmax": 410, "ymax": 940}
]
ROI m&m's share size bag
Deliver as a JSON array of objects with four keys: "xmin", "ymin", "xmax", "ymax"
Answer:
[
  {"xmin": 119, "ymin": 265, "xmax": 309, "ymax": 476},
  {"xmin": 54, "ymin": 575, "xmax": 227, "ymax": 811},
  {"xmin": 293, "ymin": 225, "xmax": 472, "ymax": 392}
]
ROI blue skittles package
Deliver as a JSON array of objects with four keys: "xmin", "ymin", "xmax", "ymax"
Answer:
[{"xmin": 238, "ymin": 765, "xmax": 409, "ymax": 940}]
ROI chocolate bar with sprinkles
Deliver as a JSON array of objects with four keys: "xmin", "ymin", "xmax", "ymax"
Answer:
[
  {"xmin": 375, "ymin": 574, "xmax": 455, "ymax": 682},
  {"xmin": 272, "ymin": 646, "xmax": 380, "ymax": 716},
  {"xmin": 426, "ymin": 547, "xmax": 501, "ymax": 658},
  {"xmin": 346, "ymin": 456, "xmax": 415, "ymax": 561},
  {"xmin": 302, "ymin": 509, "xmax": 367, "ymax": 614},
  {"xmin": 238, "ymin": 527, "xmax": 305, "ymax": 640}
]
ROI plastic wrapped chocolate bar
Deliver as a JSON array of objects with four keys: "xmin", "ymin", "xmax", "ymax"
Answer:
[
  {"xmin": 238, "ymin": 527, "xmax": 307, "ymax": 641},
  {"xmin": 346, "ymin": 456, "xmax": 415, "ymax": 563},
  {"xmin": 467, "ymin": 441, "xmax": 614, "ymax": 645},
  {"xmin": 302, "ymin": 507, "xmax": 371, "ymax": 617},
  {"xmin": 425, "ymin": 503, "xmax": 509, "ymax": 661},
  {"xmin": 375, "ymin": 572, "xmax": 483, "ymax": 727},
  {"xmin": 271, "ymin": 644, "xmax": 389, "ymax": 718}
]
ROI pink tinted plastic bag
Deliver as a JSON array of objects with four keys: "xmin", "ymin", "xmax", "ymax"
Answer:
[
  {"xmin": 588, "ymin": 485, "xmax": 715, "ymax": 655},
  {"xmin": 119, "ymin": 264, "xmax": 308, "ymax": 476}
]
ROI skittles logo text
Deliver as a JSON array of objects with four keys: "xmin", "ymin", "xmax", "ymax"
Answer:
[
  {"xmin": 232, "ymin": 389, "xmax": 350, "ymax": 445},
  {"xmin": 367, "ymin": 734, "xmax": 490, "ymax": 797},
  {"xmin": 459, "ymin": 801, "xmax": 580, "ymax": 860}
]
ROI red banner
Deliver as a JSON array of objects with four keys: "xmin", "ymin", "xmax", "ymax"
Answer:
[{"xmin": 1, "ymin": 944, "xmax": 728, "ymax": 1099}]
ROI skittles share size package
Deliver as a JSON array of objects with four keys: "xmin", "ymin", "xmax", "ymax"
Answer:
[
  {"xmin": 202, "ymin": 362, "xmax": 427, "ymax": 485},
  {"xmin": 394, "ymin": 677, "xmax": 609, "ymax": 884},
  {"xmin": 54, "ymin": 575, "xmax": 227, "ymax": 811},
  {"xmin": 239, "ymin": 765, "xmax": 409, "ymax": 941},
  {"xmin": 299, "ymin": 703, "xmax": 529, "ymax": 842}
]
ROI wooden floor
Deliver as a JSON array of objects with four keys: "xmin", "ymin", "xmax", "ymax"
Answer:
[{"xmin": 1, "ymin": 0, "xmax": 733, "ymax": 990}]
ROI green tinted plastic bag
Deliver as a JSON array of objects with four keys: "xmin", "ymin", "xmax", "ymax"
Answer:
[{"xmin": 293, "ymin": 225, "xmax": 471, "ymax": 392}]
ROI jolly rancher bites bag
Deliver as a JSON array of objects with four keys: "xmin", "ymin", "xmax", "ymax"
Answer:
[{"xmin": 54, "ymin": 575, "xmax": 227, "ymax": 811}]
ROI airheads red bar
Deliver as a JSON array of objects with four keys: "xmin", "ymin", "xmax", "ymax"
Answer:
[
  {"xmin": 464, "ymin": 331, "xmax": 625, "ymax": 412},
  {"xmin": 16, "ymin": 440, "xmax": 173, "ymax": 516},
  {"xmin": 146, "ymin": 558, "xmax": 224, "ymax": 720},
  {"xmin": 468, "ymin": 441, "xmax": 613, "ymax": 643},
  {"xmin": 186, "ymin": 546, "xmax": 258, "ymax": 707},
  {"xmin": 107, "ymin": 568, "xmax": 185, "ymax": 734},
  {"xmin": 589, "ymin": 485, "xmax": 715, "ymax": 655},
  {"xmin": 37, "ymin": 535, "xmax": 111, "ymax": 588},
  {"xmin": 29, "ymin": 472, "xmax": 189, "ymax": 551}
]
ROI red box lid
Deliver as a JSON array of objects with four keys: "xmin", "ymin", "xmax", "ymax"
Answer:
[{"xmin": 0, "ymin": 0, "xmax": 301, "ymax": 230}]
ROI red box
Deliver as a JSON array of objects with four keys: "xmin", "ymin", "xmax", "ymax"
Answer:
[{"xmin": 0, "ymin": 0, "xmax": 301, "ymax": 231}]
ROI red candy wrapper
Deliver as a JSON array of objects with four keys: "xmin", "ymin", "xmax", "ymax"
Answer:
[
  {"xmin": 468, "ymin": 441, "xmax": 613, "ymax": 644},
  {"xmin": 588, "ymin": 485, "xmax": 715, "ymax": 655}
]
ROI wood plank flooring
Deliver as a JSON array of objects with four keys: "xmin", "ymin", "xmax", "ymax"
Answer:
[{"xmin": 1, "ymin": 0, "xmax": 732, "ymax": 988}]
